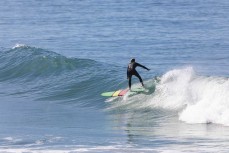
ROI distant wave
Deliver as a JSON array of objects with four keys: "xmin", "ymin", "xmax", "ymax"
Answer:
[{"xmin": 0, "ymin": 45, "xmax": 97, "ymax": 81}]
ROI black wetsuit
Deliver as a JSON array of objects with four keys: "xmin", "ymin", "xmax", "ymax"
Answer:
[{"xmin": 127, "ymin": 62, "xmax": 149, "ymax": 89}]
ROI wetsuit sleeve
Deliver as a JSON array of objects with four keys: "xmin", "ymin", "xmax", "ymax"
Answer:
[{"xmin": 136, "ymin": 63, "xmax": 149, "ymax": 70}]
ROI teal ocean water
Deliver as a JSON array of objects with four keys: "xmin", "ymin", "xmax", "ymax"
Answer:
[{"xmin": 0, "ymin": 0, "xmax": 229, "ymax": 152}]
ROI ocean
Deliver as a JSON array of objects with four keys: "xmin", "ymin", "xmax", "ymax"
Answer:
[{"xmin": 0, "ymin": 0, "xmax": 229, "ymax": 152}]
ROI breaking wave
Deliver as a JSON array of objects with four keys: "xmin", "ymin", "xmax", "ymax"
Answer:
[{"xmin": 107, "ymin": 67, "xmax": 229, "ymax": 126}]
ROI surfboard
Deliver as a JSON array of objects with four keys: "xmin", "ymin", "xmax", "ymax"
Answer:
[
  {"xmin": 101, "ymin": 87, "xmax": 145, "ymax": 97},
  {"xmin": 101, "ymin": 89, "xmax": 128, "ymax": 97}
]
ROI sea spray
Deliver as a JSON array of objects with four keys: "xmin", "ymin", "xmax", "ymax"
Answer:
[
  {"xmin": 150, "ymin": 67, "xmax": 195, "ymax": 109},
  {"xmin": 151, "ymin": 67, "xmax": 229, "ymax": 126},
  {"xmin": 152, "ymin": 67, "xmax": 229, "ymax": 126},
  {"xmin": 179, "ymin": 76, "xmax": 229, "ymax": 125}
]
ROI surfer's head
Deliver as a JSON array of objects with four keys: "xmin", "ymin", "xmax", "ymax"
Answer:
[{"xmin": 131, "ymin": 58, "xmax": 135, "ymax": 63}]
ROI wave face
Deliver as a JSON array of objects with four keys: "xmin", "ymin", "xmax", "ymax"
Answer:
[
  {"xmin": 0, "ymin": 44, "xmax": 96, "ymax": 80},
  {"xmin": 0, "ymin": 45, "xmax": 118, "ymax": 107},
  {"xmin": 108, "ymin": 67, "xmax": 229, "ymax": 126}
]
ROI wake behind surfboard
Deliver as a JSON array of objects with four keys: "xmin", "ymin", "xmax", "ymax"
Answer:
[{"xmin": 101, "ymin": 87, "xmax": 146, "ymax": 97}]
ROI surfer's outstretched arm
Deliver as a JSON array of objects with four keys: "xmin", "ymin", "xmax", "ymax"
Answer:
[{"xmin": 136, "ymin": 63, "xmax": 150, "ymax": 71}]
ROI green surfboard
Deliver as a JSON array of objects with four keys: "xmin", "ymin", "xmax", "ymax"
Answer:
[{"xmin": 101, "ymin": 87, "xmax": 145, "ymax": 97}]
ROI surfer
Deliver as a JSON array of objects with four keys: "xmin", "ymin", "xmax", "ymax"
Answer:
[{"xmin": 127, "ymin": 58, "xmax": 150, "ymax": 90}]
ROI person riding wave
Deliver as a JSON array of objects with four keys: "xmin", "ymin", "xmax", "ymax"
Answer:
[{"xmin": 127, "ymin": 58, "xmax": 150, "ymax": 90}]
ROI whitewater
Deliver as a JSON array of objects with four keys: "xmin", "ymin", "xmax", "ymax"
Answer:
[{"xmin": 106, "ymin": 66, "xmax": 229, "ymax": 125}]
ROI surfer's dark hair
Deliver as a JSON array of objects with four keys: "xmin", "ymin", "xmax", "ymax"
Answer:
[{"xmin": 131, "ymin": 58, "xmax": 135, "ymax": 62}]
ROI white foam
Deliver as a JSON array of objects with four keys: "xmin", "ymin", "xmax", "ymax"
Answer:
[
  {"xmin": 145, "ymin": 67, "xmax": 195, "ymax": 110},
  {"xmin": 3, "ymin": 137, "xmax": 14, "ymax": 141},
  {"xmin": 152, "ymin": 67, "xmax": 229, "ymax": 126},
  {"xmin": 0, "ymin": 145, "xmax": 157, "ymax": 153},
  {"xmin": 179, "ymin": 75, "xmax": 229, "ymax": 125},
  {"xmin": 12, "ymin": 43, "xmax": 27, "ymax": 49},
  {"xmin": 106, "ymin": 66, "xmax": 229, "ymax": 126}
]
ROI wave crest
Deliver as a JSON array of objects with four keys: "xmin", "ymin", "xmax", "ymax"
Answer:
[{"xmin": 0, "ymin": 45, "xmax": 96, "ymax": 81}]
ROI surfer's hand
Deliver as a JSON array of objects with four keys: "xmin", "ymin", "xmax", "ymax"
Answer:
[{"xmin": 147, "ymin": 68, "xmax": 150, "ymax": 71}]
